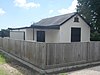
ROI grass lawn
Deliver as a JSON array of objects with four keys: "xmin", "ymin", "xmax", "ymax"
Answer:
[
  {"xmin": 0, "ymin": 52, "xmax": 35, "ymax": 75},
  {"xmin": 0, "ymin": 52, "xmax": 8, "ymax": 75},
  {"xmin": 0, "ymin": 52, "xmax": 6, "ymax": 64},
  {"xmin": 0, "ymin": 68, "xmax": 8, "ymax": 75},
  {"xmin": 0, "ymin": 52, "xmax": 22, "ymax": 75}
]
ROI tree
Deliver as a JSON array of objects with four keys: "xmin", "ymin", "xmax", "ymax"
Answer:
[
  {"xmin": 77, "ymin": 0, "xmax": 100, "ymax": 40},
  {"xmin": 0, "ymin": 29, "xmax": 10, "ymax": 38}
]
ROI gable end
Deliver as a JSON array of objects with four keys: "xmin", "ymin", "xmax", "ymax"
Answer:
[{"xmin": 60, "ymin": 12, "xmax": 91, "ymax": 27}]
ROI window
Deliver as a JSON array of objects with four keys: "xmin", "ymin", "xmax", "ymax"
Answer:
[
  {"xmin": 37, "ymin": 31, "xmax": 45, "ymax": 42},
  {"xmin": 74, "ymin": 16, "xmax": 79, "ymax": 22}
]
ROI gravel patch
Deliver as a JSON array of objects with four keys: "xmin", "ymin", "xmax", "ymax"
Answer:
[
  {"xmin": 0, "ymin": 63, "xmax": 33, "ymax": 75},
  {"xmin": 67, "ymin": 66, "xmax": 100, "ymax": 75}
]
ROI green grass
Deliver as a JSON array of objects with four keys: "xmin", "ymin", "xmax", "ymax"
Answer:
[
  {"xmin": 0, "ymin": 52, "xmax": 9, "ymax": 75},
  {"xmin": 0, "ymin": 68, "xmax": 8, "ymax": 75},
  {"xmin": 0, "ymin": 52, "xmax": 6, "ymax": 64}
]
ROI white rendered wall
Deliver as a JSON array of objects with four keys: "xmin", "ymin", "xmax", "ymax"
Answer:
[
  {"xmin": 10, "ymin": 28, "xmax": 34, "ymax": 41},
  {"xmin": 34, "ymin": 29, "xmax": 60, "ymax": 43},
  {"xmin": 60, "ymin": 15, "xmax": 90, "ymax": 43},
  {"xmin": 25, "ymin": 28, "xmax": 34, "ymax": 41},
  {"xmin": 46, "ymin": 30, "xmax": 60, "ymax": 43},
  {"xmin": 10, "ymin": 31, "xmax": 25, "ymax": 40}
]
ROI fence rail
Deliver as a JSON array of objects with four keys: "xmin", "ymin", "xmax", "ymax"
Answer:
[{"xmin": 0, "ymin": 38, "xmax": 100, "ymax": 70}]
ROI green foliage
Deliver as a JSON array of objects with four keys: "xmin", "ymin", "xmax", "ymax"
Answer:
[
  {"xmin": 77, "ymin": 0, "xmax": 100, "ymax": 41},
  {"xmin": 0, "ymin": 29, "xmax": 10, "ymax": 38},
  {"xmin": 0, "ymin": 53, "xmax": 6, "ymax": 64},
  {"xmin": 91, "ymin": 31, "xmax": 100, "ymax": 41}
]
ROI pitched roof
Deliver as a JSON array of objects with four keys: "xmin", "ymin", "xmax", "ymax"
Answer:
[
  {"xmin": 33, "ymin": 12, "xmax": 76, "ymax": 26},
  {"xmin": 9, "ymin": 12, "xmax": 90, "ymax": 30}
]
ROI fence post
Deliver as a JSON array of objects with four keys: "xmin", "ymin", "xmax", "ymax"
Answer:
[
  {"xmin": 87, "ymin": 42, "xmax": 91, "ymax": 63},
  {"xmin": 0, "ymin": 38, "xmax": 3, "ymax": 49},
  {"xmin": 41, "ymin": 43, "xmax": 47, "ymax": 69}
]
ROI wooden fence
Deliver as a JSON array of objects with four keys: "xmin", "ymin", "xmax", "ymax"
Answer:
[
  {"xmin": 0, "ymin": 38, "xmax": 100, "ymax": 70},
  {"xmin": 0, "ymin": 38, "xmax": 46, "ymax": 69},
  {"xmin": 46, "ymin": 42, "xmax": 100, "ymax": 69}
]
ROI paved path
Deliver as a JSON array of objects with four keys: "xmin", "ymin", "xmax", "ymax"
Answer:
[{"xmin": 67, "ymin": 66, "xmax": 100, "ymax": 75}]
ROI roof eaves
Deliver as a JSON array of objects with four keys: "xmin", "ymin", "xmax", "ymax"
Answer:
[
  {"xmin": 31, "ymin": 25, "xmax": 60, "ymax": 29},
  {"xmin": 8, "ymin": 27, "xmax": 31, "ymax": 30}
]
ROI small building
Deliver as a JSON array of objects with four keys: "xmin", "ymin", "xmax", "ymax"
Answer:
[{"xmin": 9, "ymin": 12, "xmax": 90, "ymax": 43}]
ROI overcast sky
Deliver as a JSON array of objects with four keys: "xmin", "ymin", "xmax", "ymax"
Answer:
[{"xmin": 0, "ymin": 0, "xmax": 77, "ymax": 29}]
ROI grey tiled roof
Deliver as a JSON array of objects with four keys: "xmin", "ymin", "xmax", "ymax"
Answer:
[
  {"xmin": 9, "ymin": 12, "xmax": 90, "ymax": 30},
  {"xmin": 34, "ymin": 12, "xmax": 76, "ymax": 26}
]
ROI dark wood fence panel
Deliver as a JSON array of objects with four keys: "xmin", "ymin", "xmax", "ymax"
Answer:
[
  {"xmin": 88, "ymin": 42, "xmax": 100, "ymax": 62},
  {"xmin": 3, "ymin": 38, "xmax": 8, "ymax": 51},
  {"xmin": 0, "ymin": 38, "xmax": 3, "ymax": 49},
  {"xmin": 15, "ymin": 40, "xmax": 21, "ymax": 57},
  {"xmin": 46, "ymin": 42, "xmax": 87, "ymax": 67},
  {"xmin": 8, "ymin": 39, "xmax": 16, "ymax": 54}
]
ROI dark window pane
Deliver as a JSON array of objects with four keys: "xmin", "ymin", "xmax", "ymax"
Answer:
[
  {"xmin": 74, "ymin": 16, "xmax": 79, "ymax": 22},
  {"xmin": 37, "ymin": 31, "xmax": 45, "ymax": 42}
]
